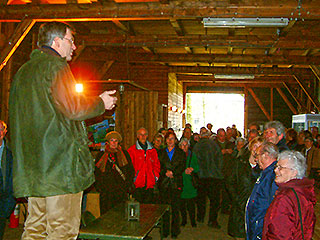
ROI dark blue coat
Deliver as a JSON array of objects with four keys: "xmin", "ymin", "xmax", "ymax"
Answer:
[
  {"xmin": 0, "ymin": 140, "xmax": 16, "ymax": 218},
  {"xmin": 245, "ymin": 161, "xmax": 278, "ymax": 240}
]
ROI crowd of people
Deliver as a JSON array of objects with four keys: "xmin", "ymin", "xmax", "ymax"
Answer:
[
  {"xmin": 91, "ymin": 120, "xmax": 319, "ymax": 239},
  {"xmin": 0, "ymin": 21, "xmax": 319, "ymax": 240}
]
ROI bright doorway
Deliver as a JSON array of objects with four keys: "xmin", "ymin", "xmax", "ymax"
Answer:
[{"xmin": 186, "ymin": 93, "xmax": 245, "ymax": 135}]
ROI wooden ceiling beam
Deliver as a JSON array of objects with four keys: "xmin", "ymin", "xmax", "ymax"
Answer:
[
  {"xmin": 2, "ymin": 1, "xmax": 320, "ymax": 20},
  {"xmin": 79, "ymin": 49, "xmax": 320, "ymax": 65},
  {"xmin": 79, "ymin": 34, "xmax": 320, "ymax": 49},
  {"xmin": 170, "ymin": 66, "xmax": 312, "ymax": 76}
]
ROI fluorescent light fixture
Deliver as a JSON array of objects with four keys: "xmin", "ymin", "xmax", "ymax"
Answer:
[
  {"xmin": 203, "ymin": 18, "xmax": 289, "ymax": 27},
  {"xmin": 214, "ymin": 74, "xmax": 255, "ymax": 79}
]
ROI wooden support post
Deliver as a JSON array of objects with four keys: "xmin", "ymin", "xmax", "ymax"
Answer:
[
  {"xmin": 270, "ymin": 88, "xmax": 273, "ymax": 121},
  {"xmin": 276, "ymin": 88, "xmax": 298, "ymax": 114},
  {"xmin": 248, "ymin": 88, "xmax": 271, "ymax": 121},
  {"xmin": 293, "ymin": 75, "xmax": 320, "ymax": 112},
  {"xmin": 0, "ymin": 19, "xmax": 36, "ymax": 72},
  {"xmin": 1, "ymin": 58, "xmax": 12, "ymax": 122},
  {"xmin": 244, "ymin": 87, "xmax": 248, "ymax": 137}
]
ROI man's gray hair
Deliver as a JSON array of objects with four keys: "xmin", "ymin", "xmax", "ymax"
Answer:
[
  {"xmin": 260, "ymin": 141, "xmax": 279, "ymax": 159},
  {"xmin": 278, "ymin": 150, "xmax": 306, "ymax": 179},
  {"xmin": 179, "ymin": 138, "xmax": 190, "ymax": 147},
  {"xmin": 38, "ymin": 22, "xmax": 74, "ymax": 47},
  {"xmin": 265, "ymin": 120, "xmax": 285, "ymax": 137},
  {"xmin": 137, "ymin": 127, "xmax": 148, "ymax": 136}
]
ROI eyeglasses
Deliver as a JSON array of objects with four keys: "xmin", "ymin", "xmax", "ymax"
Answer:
[
  {"xmin": 274, "ymin": 165, "xmax": 295, "ymax": 171},
  {"xmin": 63, "ymin": 37, "xmax": 74, "ymax": 45}
]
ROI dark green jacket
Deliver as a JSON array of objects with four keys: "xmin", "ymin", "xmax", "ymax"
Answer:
[{"xmin": 9, "ymin": 47, "xmax": 105, "ymax": 198}]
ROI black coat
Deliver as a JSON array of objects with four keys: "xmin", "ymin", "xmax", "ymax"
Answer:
[
  {"xmin": 0, "ymin": 140, "xmax": 16, "ymax": 218},
  {"xmin": 157, "ymin": 147, "xmax": 186, "ymax": 191},
  {"xmin": 226, "ymin": 147, "xmax": 255, "ymax": 238}
]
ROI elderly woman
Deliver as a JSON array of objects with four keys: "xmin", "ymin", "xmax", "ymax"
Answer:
[
  {"xmin": 179, "ymin": 138, "xmax": 199, "ymax": 228},
  {"xmin": 158, "ymin": 132, "xmax": 186, "ymax": 239},
  {"xmin": 94, "ymin": 131, "xmax": 135, "ymax": 215},
  {"xmin": 152, "ymin": 133, "xmax": 164, "ymax": 153},
  {"xmin": 262, "ymin": 150, "xmax": 316, "ymax": 240}
]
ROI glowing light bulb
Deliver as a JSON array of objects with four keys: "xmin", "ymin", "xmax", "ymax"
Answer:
[{"xmin": 75, "ymin": 83, "xmax": 83, "ymax": 93}]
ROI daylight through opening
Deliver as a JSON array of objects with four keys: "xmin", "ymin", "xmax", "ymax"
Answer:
[{"xmin": 186, "ymin": 93, "xmax": 245, "ymax": 135}]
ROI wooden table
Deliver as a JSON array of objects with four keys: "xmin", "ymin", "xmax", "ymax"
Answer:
[{"xmin": 78, "ymin": 204, "xmax": 170, "ymax": 240}]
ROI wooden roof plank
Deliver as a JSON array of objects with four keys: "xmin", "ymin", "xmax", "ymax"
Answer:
[{"xmin": 0, "ymin": 19, "xmax": 36, "ymax": 72}]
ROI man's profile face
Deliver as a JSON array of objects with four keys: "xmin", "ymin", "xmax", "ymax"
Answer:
[{"xmin": 55, "ymin": 28, "xmax": 76, "ymax": 61}]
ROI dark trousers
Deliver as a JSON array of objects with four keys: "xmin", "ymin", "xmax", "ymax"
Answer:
[
  {"xmin": 133, "ymin": 187, "xmax": 154, "ymax": 204},
  {"xmin": 0, "ymin": 217, "xmax": 6, "ymax": 240},
  {"xmin": 196, "ymin": 178, "xmax": 222, "ymax": 223},
  {"xmin": 180, "ymin": 197, "xmax": 196, "ymax": 226},
  {"xmin": 221, "ymin": 182, "xmax": 232, "ymax": 213},
  {"xmin": 160, "ymin": 187, "xmax": 181, "ymax": 237}
]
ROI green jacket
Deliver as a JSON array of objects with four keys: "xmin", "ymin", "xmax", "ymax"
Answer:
[
  {"xmin": 9, "ymin": 47, "xmax": 105, "ymax": 198},
  {"xmin": 181, "ymin": 150, "xmax": 199, "ymax": 199}
]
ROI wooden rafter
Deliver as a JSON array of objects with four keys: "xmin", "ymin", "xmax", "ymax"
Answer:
[
  {"xmin": 310, "ymin": 65, "xmax": 320, "ymax": 82},
  {"xmin": 293, "ymin": 75, "xmax": 320, "ymax": 112},
  {"xmin": 98, "ymin": 60, "xmax": 114, "ymax": 78},
  {"xmin": 169, "ymin": 18, "xmax": 184, "ymax": 36},
  {"xmin": 276, "ymin": 87, "xmax": 297, "ymax": 114},
  {"xmin": 282, "ymin": 82, "xmax": 305, "ymax": 112},
  {"xmin": 0, "ymin": 19, "xmax": 36, "ymax": 72},
  {"xmin": 248, "ymin": 88, "xmax": 271, "ymax": 120}
]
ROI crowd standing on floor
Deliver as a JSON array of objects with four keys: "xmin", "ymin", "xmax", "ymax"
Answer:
[{"xmin": 88, "ymin": 120, "xmax": 318, "ymax": 240}]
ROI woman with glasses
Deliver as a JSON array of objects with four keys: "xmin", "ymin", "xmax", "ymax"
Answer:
[
  {"xmin": 262, "ymin": 150, "xmax": 316, "ymax": 240},
  {"xmin": 158, "ymin": 132, "xmax": 186, "ymax": 239}
]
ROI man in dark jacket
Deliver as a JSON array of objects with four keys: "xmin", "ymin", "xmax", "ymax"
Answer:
[
  {"xmin": 0, "ymin": 120, "xmax": 15, "ymax": 240},
  {"xmin": 264, "ymin": 120, "xmax": 289, "ymax": 153},
  {"xmin": 245, "ymin": 141, "xmax": 279, "ymax": 240},
  {"xmin": 9, "ymin": 22, "xmax": 117, "ymax": 239},
  {"xmin": 193, "ymin": 128, "xmax": 223, "ymax": 229}
]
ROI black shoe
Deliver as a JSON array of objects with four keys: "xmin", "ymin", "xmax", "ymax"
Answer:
[
  {"xmin": 181, "ymin": 220, "xmax": 187, "ymax": 227},
  {"xmin": 191, "ymin": 223, "xmax": 197, "ymax": 228},
  {"xmin": 171, "ymin": 234, "xmax": 178, "ymax": 239},
  {"xmin": 208, "ymin": 221, "xmax": 221, "ymax": 229}
]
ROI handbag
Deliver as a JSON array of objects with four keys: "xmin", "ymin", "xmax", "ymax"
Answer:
[{"xmin": 189, "ymin": 152, "xmax": 199, "ymax": 188}]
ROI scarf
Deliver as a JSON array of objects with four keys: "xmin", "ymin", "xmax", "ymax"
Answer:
[{"xmin": 95, "ymin": 144, "xmax": 128, "ymax": 172}]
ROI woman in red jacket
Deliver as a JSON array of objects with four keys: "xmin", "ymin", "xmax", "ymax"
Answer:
[{"xmin": 262, "ymin": 150, "xmax": 316, "ymax": 240}]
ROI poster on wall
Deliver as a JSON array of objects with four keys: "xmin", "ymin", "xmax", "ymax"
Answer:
[{"xmin": 87, "ymin": 113, "xmax": 116, "ymax": 144}]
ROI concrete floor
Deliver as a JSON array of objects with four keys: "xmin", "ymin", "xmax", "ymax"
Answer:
[{"xmin": 4, "ymin": 197, "xmax": 320, "ymax": 240}]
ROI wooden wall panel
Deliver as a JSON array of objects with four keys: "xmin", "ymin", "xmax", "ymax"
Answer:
[{"xmin": 115, "ymin": 90, "xmax": 158, "ymax": 149}]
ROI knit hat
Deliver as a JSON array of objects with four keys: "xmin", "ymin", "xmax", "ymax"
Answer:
[{"xmin": 105, "ymin": 131, "xmax": 122, "ymax": 142}]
